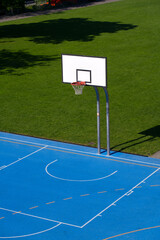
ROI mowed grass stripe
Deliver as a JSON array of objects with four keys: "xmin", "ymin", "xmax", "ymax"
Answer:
[{"xmin": 0, "ymin": 0, "xmax": 160, "ymax": 156}]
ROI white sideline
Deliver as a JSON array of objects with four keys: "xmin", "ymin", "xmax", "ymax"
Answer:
[
  {"xmin": 0, "ymin": 145, "xmax": 48, "ymax": 170},
  {"xmin": 0, "ymin": 168, "xmax": 159, "ymax": 230},
  {"xmin": 0, "ymin": 136, "xmax": 160, "ymax": 168},
  {"xmin": 81, "ymin": 167, "xmax": 160, "ymax": 228},
  {"xmin": 0, "ymin": 207, "xmax": 81, "ymax": 229}
]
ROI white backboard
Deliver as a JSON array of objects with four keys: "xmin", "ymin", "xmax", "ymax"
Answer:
[{"xmin": 62, "ymin": 54, "xmax": 107, "ymax": 87}]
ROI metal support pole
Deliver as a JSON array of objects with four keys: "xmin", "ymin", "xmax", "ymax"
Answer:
[
  {"xmin": 94, "ymin": 87, "xmax": 101, "ymax": 154},
  {"xmin": 103, "ymin": 87, "xmax": 110, "ymax": 155}
]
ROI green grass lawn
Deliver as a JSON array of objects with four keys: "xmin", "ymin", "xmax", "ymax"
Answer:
[{"xmin": 0, "ymin": 0, "xmax": 160, "ymax": 156}]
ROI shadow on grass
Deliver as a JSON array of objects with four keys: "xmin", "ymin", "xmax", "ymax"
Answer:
[
  {"xmin": 0, "ymin": 49, "xmax": 58, "ymax": 75},
  {"xmin": 111, "ymin": 125, "xmax": 160, "ymax": 153},
  {"xmin": 0, "ymin": 18, "xmax": 137, "ymax": 44}
]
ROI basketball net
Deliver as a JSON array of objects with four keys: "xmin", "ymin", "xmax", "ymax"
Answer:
[{"xmin": 71, "ymin": 82, "xmax": 86, "ymax": 95}]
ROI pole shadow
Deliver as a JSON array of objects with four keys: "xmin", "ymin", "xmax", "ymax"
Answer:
[{"xmin": 111, "ymin": 125, "xmax": 160, "ymax": 153}]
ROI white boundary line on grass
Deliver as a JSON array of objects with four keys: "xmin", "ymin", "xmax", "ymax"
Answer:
[
  {"xmin": 0, "ymin": 145, "xmax": 48, "ymax": 170},
  {"xmin": 81, "ymin": 167, "xmax": 160, "ymax": 228},
  {"xmin": 0, "ymin": 136, "xmax": 159, "ymax": 168}
]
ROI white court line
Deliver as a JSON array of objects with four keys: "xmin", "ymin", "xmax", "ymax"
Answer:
[
  {"xmin": 108, "ymin": 155, "xmax": 160, "ymax": 168},
  {"xmin": 0, "ymin": 207, "xmax": 81, "ymax": 229},
  {"xmin": 45, "ymin": 160, "xmax": 118, "ymax": 182},
  {"xmin": 0, "ymin": 163, "xmax": 159, "ymax": 231},
  {"xmin": 0, "ymin": 166, "xmax": 6, "ymax": 170},
  {"xmin": 0, "ymin": 136, "xmax": 159, "ymax": 168},
  {"xmin": 0, "ymin": 223, "xmax": 61, "ymax": 239},
  {"xmin": 0, "ymin": 136, "xmax": 96, "ymax": 157},
  {"xmin": 81, "ymin": 167, "xmax": 160, "ymax": 228},
  {"xmin": 0, "ymin": 145, "xmax": 48, "ymax": 170}
]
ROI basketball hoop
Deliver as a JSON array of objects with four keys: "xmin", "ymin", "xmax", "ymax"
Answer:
[{"xmin": 71, "ymin": 81, "xmax": 86, "ymax": 95}]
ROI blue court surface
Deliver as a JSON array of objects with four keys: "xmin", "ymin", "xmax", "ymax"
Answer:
[{"xmin": 0, "ymin": 132, "xmax": 160, "ymax": 240}]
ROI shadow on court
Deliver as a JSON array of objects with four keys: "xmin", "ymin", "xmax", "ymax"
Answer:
[
  {"xmin": 0, "ymin": 18, "xmax": 137, "ymax": 44},
  {"xmin": 0, "ymin": 49, "xmax": 59, "ymax": 75},
  {"xmin": 111, "ymin": 125, "xmax": 160, "ymax": 153}
]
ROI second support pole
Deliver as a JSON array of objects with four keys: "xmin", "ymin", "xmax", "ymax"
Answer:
[{"xmin": 94, "ymin": 87, "xmax": 101, "ymax": 154}]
